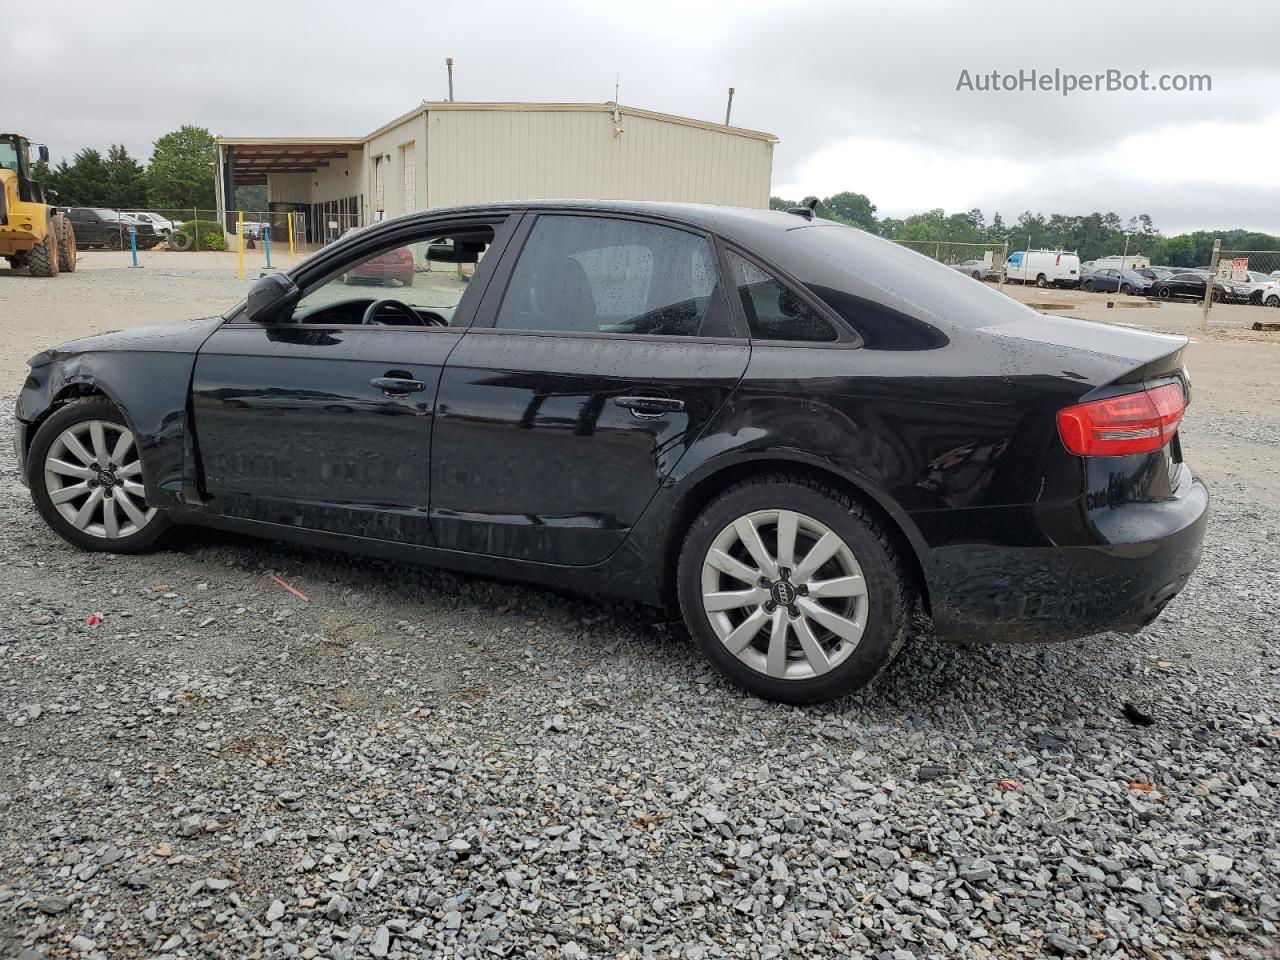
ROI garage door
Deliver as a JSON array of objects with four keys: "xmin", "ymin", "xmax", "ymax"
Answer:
[{"xmin": 402, "ymin": 143, "xmax": 416, "ymax": 213}]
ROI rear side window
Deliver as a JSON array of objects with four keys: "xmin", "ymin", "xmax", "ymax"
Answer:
[
  {"xmin": 726, "ymin": 250, "xmax": 837, "ymax": 343},
  {"xmin": 495, "ymin": 215, "xmax": 728, "ymax": 337}
]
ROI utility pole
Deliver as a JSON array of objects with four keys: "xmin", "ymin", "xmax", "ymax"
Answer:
[
  {"xmin": 1201, "ymin": 237, "xmax": 1221, "ymax": 331},
  {"xmin": 446, "ymin": 58, "xmax": 454, "ymax": 102},
  {"xmin": 724, "ymin": 87, "xmax": 735, "ymax": 126}
]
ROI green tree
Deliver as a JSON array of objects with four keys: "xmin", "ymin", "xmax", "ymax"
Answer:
[
  {"xmin": 823, "ymin": 191, "xmax": 878, "ymax": 232},
  {"xmin": 103, "ymin": 144, "xmax": 148, "ymax": 209},
  {"xmin": 146, "ymin": 125, "xmax": 216, "ymax": 210},
  {"xmin": 234, "ymin": 183, "xmax": 268, "ymax": 213},
  {"xmin": 51, "ymin": 148, "xmax": 110, "ymax": 207}
]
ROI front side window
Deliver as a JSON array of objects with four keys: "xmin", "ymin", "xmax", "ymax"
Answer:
[
  {"xmin": 726, "ymin": 250, "xmax": 837, "ymax": 343},
  {"xmin": 494, "ymin": 215, "xmax": 725, "ymax": 337},
  {"xmin": 290, "ymin": 225, "xmax": 496, "ymax": 326}
]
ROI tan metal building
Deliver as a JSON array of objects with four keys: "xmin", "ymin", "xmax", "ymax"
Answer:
[{"xmin": 215, "ymin": 102, "xmax": 777, "ymax": 243}]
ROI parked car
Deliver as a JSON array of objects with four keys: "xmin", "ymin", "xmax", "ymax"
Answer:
[
  {"xmin": 1135, "ymin": 266, "xmax": 1175, "ymax": 282},
  {"xmin": 948, "ymin": 259, "xmax": 1000, "ymax": 282},
  {"xmin": 127, "ymin": 212, "xmax": 176, "ymax": 237},
  {"xmin": 1006, "ymin": 249, "xmax": 1081, "ymax": 287},
  {"xmin": 338, "ymin": 227, "xmax": 415, "ymax": 286},
  {"xmin": 1149, "ymin": 271, "xmax": 1243, "ymax": 302},
  {"xmin": 1239, "ymin": 271, "xmax": 1279, "ymax": 305},
  {"xmin": 13, "ymin": 202, "xmax": 1207, "ymax": 704},
  {"xmin": 64, "ymin": 208, "xmax": 162, "ymax": 250},
  {"xmin": 1080, "ymin": 268, "xmax": 1152, "ymax": 295}
]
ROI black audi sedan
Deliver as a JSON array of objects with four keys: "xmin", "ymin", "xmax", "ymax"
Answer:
[{"xmin": 14, "ymin": 202, "xmax": 1208, "ymax": 703}]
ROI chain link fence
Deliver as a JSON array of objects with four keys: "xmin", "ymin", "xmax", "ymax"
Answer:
[
  {"xmin": 892, "ymin": 239, "xmax": 1010, "ymax": 292},
  {"xmin": 1197, "ymin": 246, "xmax": 1280, "ymax": 330},
  {"xmin": 57, "ymin": 208, "xmax": 372, "ymax": 258}
]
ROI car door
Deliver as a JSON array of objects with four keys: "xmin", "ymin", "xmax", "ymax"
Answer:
[
  {"xmin": 189, "ymin": 215, "xmax": 516, "ymax": 545},
  {"xmin": 429, "ymin": 212, "xmax": 750, "ymax": 566},
  {"xmin": 72, "ymin": 209, "xmax": 100, "ymax": 245},
  {"xmin": 1173, "ymin": 273, "xmax": 1202, "ymax": 298}
]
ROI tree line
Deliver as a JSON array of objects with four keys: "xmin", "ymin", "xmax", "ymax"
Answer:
[
  {"xmin": 770, "ymin": 192, "xmax": 1280, "ymax": 267},
  {"xmin": 32, "ymin": 126, "xmax": 265, "ymax": 213}
]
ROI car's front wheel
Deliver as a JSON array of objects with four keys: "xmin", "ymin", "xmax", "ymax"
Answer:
[
  {"xmin": 28, "ymin": 399, "xmax": 169, "ymax": 553},
  {"xmin": 677, "ymin": 476, "xmax": 913, "ymax": 704}
]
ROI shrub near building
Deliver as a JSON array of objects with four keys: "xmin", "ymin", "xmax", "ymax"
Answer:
[{"xmin": 170, "ymin": 220, "xmax": 226, "ymax": 251}]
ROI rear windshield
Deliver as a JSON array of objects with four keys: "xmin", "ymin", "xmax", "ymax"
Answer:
[{"xmin": 778, "ymin": 223, "xmax": 1032, "ymax": 343}]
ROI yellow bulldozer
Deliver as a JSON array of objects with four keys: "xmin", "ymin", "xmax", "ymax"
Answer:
[{"xmin": 0, "ymin": 133, "xmax": 76, "ymax": 277}]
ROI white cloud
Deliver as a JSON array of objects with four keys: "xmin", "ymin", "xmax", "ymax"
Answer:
[{"xmin": 776, "ymin": 111, "xmax": 1280, "ymax": 235}]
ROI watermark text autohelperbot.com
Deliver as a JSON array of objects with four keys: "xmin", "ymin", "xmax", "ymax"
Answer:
[{"xmin": 956, "ymin": 68, "xmax": 1211, "ymax": 96}]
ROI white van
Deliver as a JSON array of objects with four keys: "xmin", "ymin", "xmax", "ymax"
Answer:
[
  {"xmin": 1088, "ymin": 254, "xmax": 1151, "ymax": 273},
  {"xmin": 1006, "ymin": 250, "xmax": 1081, "ymax": 288}
]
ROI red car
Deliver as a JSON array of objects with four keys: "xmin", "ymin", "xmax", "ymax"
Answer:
[{"xmin": 339, "ymin": 229, "xmax": 416, "ymax": 286}]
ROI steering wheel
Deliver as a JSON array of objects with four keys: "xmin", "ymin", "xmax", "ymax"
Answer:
[{"xmin": 361, "ymin": 298, "xmax": 429, "ymax": 326}]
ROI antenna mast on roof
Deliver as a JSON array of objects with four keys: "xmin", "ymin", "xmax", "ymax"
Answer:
[{"xmin": 446, "ymin": 58, "xmax": 455, "ymax": 102}]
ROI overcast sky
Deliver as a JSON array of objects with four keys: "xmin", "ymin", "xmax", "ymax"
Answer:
[{"xmin": 10, "ymin": 0, "xmax": 1277, "ymax": 234}]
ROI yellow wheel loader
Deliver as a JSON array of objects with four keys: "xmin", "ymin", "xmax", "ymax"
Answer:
[{"xmin": 0, "ymin": 133, "xmax": 75, "ymax": 277}]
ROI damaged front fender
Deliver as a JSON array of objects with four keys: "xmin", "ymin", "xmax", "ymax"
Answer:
[{"xmin": 15, "ymin": 317, "xmax": 225, "ymax": 509}]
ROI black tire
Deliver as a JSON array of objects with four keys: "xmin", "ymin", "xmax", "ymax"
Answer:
[
  {"xmin": 677, "ymin": 475, "xmax": 914, "ymax": 704},
  {"xmin": 1082, "ymin": 280, "xmax": 1095, "ymax": 292},
  {"xmin": 1035, "ymin": 273, "xmax": 1048, "ymax": 288},
  {"xmin": 1119, "ymin": 283, "xmax": 1131, "ymax": 295},
  {"xmin": 27, "ymin": 216, "xmax": 59, "ymax": 277},
  {"xmin": 402, "ymin": 273, "xmax": 416, "ymax": 287},
  {"xmin": 27, "ymin": 398, "xmax": 170, "ymax": 554},
  {"xmin": 1266, "ymin": 295, "xmax": 1280, "ymax": 308},
  {"xmin": 55, "ymin": 216, "xmax": 77, "ymax": 273},
  {"xmin": 1211, "ymin": 288, "xmax": 1223, "ymax": 303},
  {"xmin": 970, "ymin": 271, "xmax": 981, "ymax": 281},
  {"xmin": 1156, "ymin": 285, "xmax": 1172, "ymax": 299},
  {"xmin": 168, "ymin": 230, "xmax": 193, "ymax": 251},
  {"xmin": 105, "ymin": 231, "xmax": 123, "ymax": 251}
]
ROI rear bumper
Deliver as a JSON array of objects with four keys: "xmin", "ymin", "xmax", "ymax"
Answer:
[{"xmin": 926, "ymin": 475, "xmax": 1209, "ymax": 644}]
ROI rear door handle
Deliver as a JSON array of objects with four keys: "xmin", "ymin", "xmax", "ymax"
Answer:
[
  {"xmin": 371, "ymin": 375, "xmax": 426, "ymax": 395},
  {"xmin": 615, "ymin": 395, "xmax": 685, "ymax": 419}
]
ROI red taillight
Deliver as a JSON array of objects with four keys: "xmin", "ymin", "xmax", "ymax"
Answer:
[
  {"xmin": 397, "ymin": 248, "xmax": 413, "ymax": 263},
  {"xmin": 1057, "ymin": 382, "xmax": 1185, "ymax": 457}
]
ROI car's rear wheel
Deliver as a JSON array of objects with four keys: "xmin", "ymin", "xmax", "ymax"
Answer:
[
  {"xmin": 1035, "ymin": 273, "xmax": 1048, "ymax": 288},
  {"xmin": 28, "ymin": 399, "xmax": 169, "ymax": 553},
  {"xmin": 677, "ymin": 476, "xmax": 913, "ymax": 704},
  {"xmin": 1267, "ymin": 294, "xmax": 1280, "ymax": 308}
]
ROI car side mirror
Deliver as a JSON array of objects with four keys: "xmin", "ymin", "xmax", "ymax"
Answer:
[{"xmin": 244, "ymin": 272, "xmax": 300, "ymax": 324}]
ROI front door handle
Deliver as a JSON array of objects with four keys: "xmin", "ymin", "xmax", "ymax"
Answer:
[
  {"xmin": 615, "ymin": 395, "xmax": 685, "ymax": 419},
  {"xmin": 371, "ymin": 375, "xmax": 426, "ymax": 395}
]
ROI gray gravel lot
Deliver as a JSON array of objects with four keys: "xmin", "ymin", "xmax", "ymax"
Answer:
[{"xmin": 1, "ymin": 263, "xmax": 1278, "ymax": 959}]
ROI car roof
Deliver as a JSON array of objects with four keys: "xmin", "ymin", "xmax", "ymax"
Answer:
[{"xmin": 390, "ymin": 199, "xmax": 816, "ymax": 242}]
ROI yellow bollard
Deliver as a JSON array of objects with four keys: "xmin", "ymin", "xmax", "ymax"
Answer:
[
  {"xmin": 287, "ymin": 212, "xmax": 296, "ymax": 263},
  {"xmin": 237, "ymin": 211, "xmax": 245, "ymax": 280}
]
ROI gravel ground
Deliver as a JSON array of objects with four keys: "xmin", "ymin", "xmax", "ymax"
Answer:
[{"xmin": 1, "ymin": 268, "xmax": 1278, "ymax": 959}]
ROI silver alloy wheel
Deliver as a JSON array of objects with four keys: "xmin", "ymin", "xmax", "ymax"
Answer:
[
  {"xmin": 43, "ymin": 420, "xmax": 156, "ymax": 539},
  {"xmin": 700, "ymin": 509, "xmax": 869, "ymax": 681}
]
